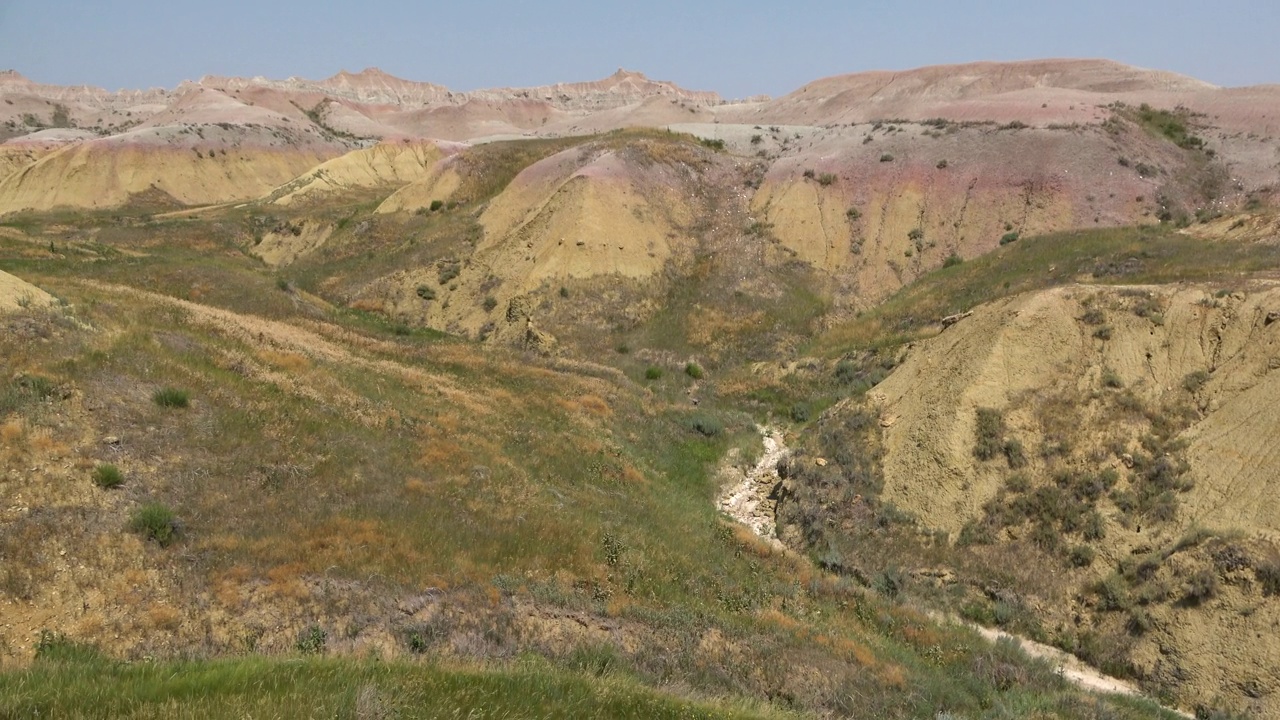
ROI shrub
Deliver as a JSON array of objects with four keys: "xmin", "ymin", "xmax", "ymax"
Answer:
[
  {"xmin": 1257, "ymin": 561, "xmax": 1280, "ymax": 597},
  {"xmin": 999, "ymin": 231, "xmax": 1020, "ymax": 245},
  {"xmin": 845, "ymin": 207, "xmax": 861, "ymax": 221},
  {"xmin": 559, "ymin": 286, "xmax": 570, "ymax": 298},
  {"xmin": 296, "ymin": 626, "xmax": 327, "ymax": 655},
  {"xmin": 1183, "ymin": 568, "xmax": 1218, "ymax": 605},
  {"xmin": 879, "ymin": 153, "xmax": 894, "ymax": 163},
  {"xmin": 936, "ymin": 159, "xmax": 949, "ymax": 169},
  {"xmin": 802, "ymin": 169, "xmax": 815, "ymax": 179},
  {"xmin": 1093, "ymin": 325, "xmax": 1113, "ymax": 340},
  {"xmin": 750, "ymin": 134, "xmax": 763, "ymax": 145},
  {"xmin": 942, "ymin": 253, "xmax": 963, "ymax": 268},
  {"xmin": 1102, "ymin": 369, "xmax": 1123, "ymax": 388},
  {"xmin": 34, "ymin": 630, "xmax": 102, "ymax": 664},
  {"xmin": 152, "ymin": 387, "xmax": 189, "ymax": 408},
  {"xmin": 684, "ymin": 362, "xmax": 703, "ymax": 379},
  {"xmin": 644, "ymin": 366, "xmax": 663, "ymax": 380},
  {"xmin": 128, "ymin": 503, "xmax": 181, "ymax": 547},
  {"xmin": 276, "ymin": 278, "xmax": 291, "ymax": 292},
  {"xmin": 907, "ymin": 228, "xmax": 924, "ymax": 242},
  {"xmin": 974, "ymin": 408, "xmax": 1005, "ymax": 461},
  {"xmin": 1183, "ymin": 370, "xmax": 1210, "ymax": 393},
  {"xmin": 699, "ymin": 138, "xmax": 725, "ymax": 151},
  {"xmin": 482, "ymin": 296, "xmax": 497, "ymax": 312},
  {"xmin": 816, "ymin": 172, "xmax": 838, "ymax": 186},
  {"xmin": 429, "ymin": 199, "xmax": 444, "ymax": 212},
  {"xmin": 92, "ymin": 464, "xmax": 124, "ymax": 489},
  {"xmin": 437, "ymin": 262, "xmax": 461, "ymax": 285},
  {"xmin": 687, "ymin": 413, "xmax": 723, "ymax": 437},
  {"xmin": 1068, "ymin": 545, "xmax": 1096, "ymax": 567},
  {"xmin": 789, "ymin": 404, "xmax": 810, "ymax": 423},
  {"xmin": 416, "ymin": 284, "xmax": 437, "ymax": 301},
  {"xmin": 1002, "ymin": 438, "xmax": 1027, "ymax": 469}
]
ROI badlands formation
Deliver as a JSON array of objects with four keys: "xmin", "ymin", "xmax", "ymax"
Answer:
[{"xmin": 3, "ymin": 58, "xmax": 1280, "ymax": 718}]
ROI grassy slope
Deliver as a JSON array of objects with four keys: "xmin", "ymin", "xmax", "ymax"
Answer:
[{"xmin": 0, "ymin": 138, "xmax": 1200, "ymax": 718}]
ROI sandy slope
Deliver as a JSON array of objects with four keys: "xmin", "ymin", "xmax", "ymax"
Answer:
[{"xmin": 0, "ymin": 270, "xmax": 55, "ymax": 313}]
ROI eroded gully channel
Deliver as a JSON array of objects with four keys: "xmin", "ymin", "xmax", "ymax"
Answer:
[{"xmin": 715, "ymin": 427, "xmax": 1191, "ymax": 716}]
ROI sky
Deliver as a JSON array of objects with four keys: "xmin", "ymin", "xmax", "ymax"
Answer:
[{"xmin": 0, "ymin": 0, "xmax": 1276, "ymax": 98}]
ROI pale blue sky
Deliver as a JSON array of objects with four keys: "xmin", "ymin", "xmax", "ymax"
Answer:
[{"xmin": 0, "ymin": 0, "xmax": 1275, "ymax": 98}]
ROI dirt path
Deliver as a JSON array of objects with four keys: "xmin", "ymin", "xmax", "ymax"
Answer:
[{"xmin": 717, "ymin": 426, "xmax": 1191, "ymax": 716}]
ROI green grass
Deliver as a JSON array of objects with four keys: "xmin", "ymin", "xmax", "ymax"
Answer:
[
  {"xmin": 815, "ymin": 224, "xmax": 1280, "ymax": 355},
  {"xmin": 92, "ymin": 464, "xmax": 124, "ymax": 489},
  {"xmin": 152, "ymin": 386, "xmax": 189, "ymax": 408},
  {"xmin": 0, "ymin": 655, "xmax": 781, "ymax": 720}
]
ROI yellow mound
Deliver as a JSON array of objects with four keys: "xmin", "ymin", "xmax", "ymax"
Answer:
[
  {"xmin": 0, "ymin": 270, "xmax": 55, "ymax": 313},
  {"xmin": 752, "ymin": 176, "xmax": 1074, "ymax": 302},
  {"xmin": 374, "ymin": 156, "xmax": 463, "ymax": 214},
  {"xmin": 252, "ymin": 221, "xmax": 334, "ymax": 267},
  {"xmin": 870, "ymin": 284, "xmax": 1280, "ymax": 534},
  {"xmin": 271, "ymin": 141, "xmax": 445, "ymax": 206},
  {"xmin": 474, "ymin": 148, "xmax": 693, "ymax": 290},
  {"xmin": 0, "ymin": 140, "xmax": 333, "ymax": 214}
]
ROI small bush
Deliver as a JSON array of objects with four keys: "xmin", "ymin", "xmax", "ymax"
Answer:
[
  {"xmin": 1102, "ymin": 369, "xmax": 1123, "ymax": 388},
  {"xmin": 1183, "ymin": 370, "xmax": 1210, "ymax": 393},
  {"xmin": 296, "ymin": 625, "xmax": 327, "ymax": 655},
  {"xmin": 907, "ymin": 227, "xmax": 925, "ymax": 242},
  {"xmin": 1093, "ymin": 325, "xmax": 1113, "ymax": 341},
  {"xmin": 93, "ymin": 464, "xmax": 124, "ymax": 489},
  {"xmin": 644, "ymin": 366, "xmax": 663, "ymax": 381},
  {"xmin": 128, "ymin": 503, "xmax": 181, "ymax": 547},
  {"xmin": 684, "ymin": 362, "xmax": 703, "ymax": 379},
  {"xmin": 750, "ymin": 134, "xmax": 763, "ymax": 145},
  {"xmin": 1257, "ymin": 561, "xmax": 1280, "ymax": 597},
  {"xmin": 974, "ymin": 408, "xmax": 1005, "ymax": 461},
  {"xmin": 845, "ymin": 207, "xmax": 862, "ymax": 221},
  {"xmin": 802, "ymin": 169, "xmax": 815, "ymax": 179},
  {"xmin": 482, "ymin": 296, "xmax": 497, "ymax": 312},
  {"xmin": 942, "ymin": 253, "xmax": 963, "ymax": 268},
  {"xmin": 699, "ymin": 138, "xmax": 725, "ymax": 151},
  {"xmin": 789, "ymin": 404, "xmax": 810, "ymax": 423},
  {"xmin": 416, "ymin": 284, "xmax": 436, "ymax": 301},
  {"xmin": 999, "ymin": 231, "xmax": 1020, "ymax": 245},
  {"xmin": 1002, "ymin": 438, "xmax": 1027, "ymax": 469},
  {"xmin": 429, "ymin": 199, "xmax": 444, "ymax": 212},
  {"xmin": 1068, "ymin": 545, "xmax": 1096, "ymax": 567},
  {"xmin": 437, "ymin": 262, "xmax": 461, "ymax": 285},
  {"xmin": 936, "ymin": 159, "xmax": 949, "ymax": 169},
  {"xmin": 34, "ymin": 630, "xmax": 102, "ymax": 664},
  {"xmin": 687, "ymin": 413, "xmax": 723, "ymax": 437},
  {"xmin": 816, "ymin": 172, "xmax": 838, "ymax": 186},
  {"xmin": 276, "ymin": 278, "xmax": 291, "ymax": 292},
  {"xmin": 879, "ymin": 153, "xmax": 894, "ymax": 163},
  {"xmin": 152, "ymin": 387, "xmax": 189, "ymax": 408},
  {"xmin": 1183, "ymin": 568, "xmax": 1218, "ymax": 605}
]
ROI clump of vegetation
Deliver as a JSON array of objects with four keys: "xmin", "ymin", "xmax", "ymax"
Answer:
[
  {"xmin": 128, "ymin": 503, "xmax": 181, "ymax": 547},
  {"xmin": 295, "ymin": 626, "xmax": 327, "ymax": 655},
  {"xmin": 699, "ymin": 138, "xmax": 725, "ymax": 151},
  {"xmin": 685, "ymin": 413, "xmax": 723, "ymax": 437},
  {"xmin": 643, "ymin": 366, "xmax": 663, "ymax": 380},
  {"xmin": 1000, "ymin": 231, "xmax": 1019, "ymax": 245},
  {"xmin": 684, "ymin": 362, "xmax": 703, "ymax": 379},
  {"xmin": 973, "ymin": 408, "xmax": 1006, "ymax": 461},
  {"xmin": 1135, "ymin": 103, "xmax": 1206, "ymax": 151},
  {"xmin": 92, "ymin": 464, "xmax": 124, "ymax": 489},
  {"xmin": 845, "ymin": 207, "xmax": 861, "ymax": 221},
  {"xmin": 483, "ymin": 296, "xmax": 497, "ymax": 312},
  {"xmin": 437, "ymin": 261, "xmax": 462, "ymax": 285},
  {"xmin": 936, "ymin": 159, "xmax": 949, "ymax": 169},
  {"xmin": 1183, "ymin": 370, "xmax": 1210, "ymax": 393},
  {"xmin": 416, "ymin": 284, "xmax": 437, "ymax": 301},
  {"xmin": 816, "ymin": 172, "xmax": 838, "ymax": 187},
  {"xmin": 152, "ymin": 387, "xmax": 189, "ymax": 408},
  {"xmin": 879, "ymin": 153, "xmax": 894, "ymax": 163},
  {"xmin": 943, "ymin": 253, "xmax": 963, "ymax": 268},
  {"xmin": 428, "ymin": 199, "xmax": 445, "ymax": 212}
]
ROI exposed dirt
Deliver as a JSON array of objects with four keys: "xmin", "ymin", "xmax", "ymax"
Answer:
[{"xmin": 0, "ymin": 270, "xmax": 54, "ymax": 313}]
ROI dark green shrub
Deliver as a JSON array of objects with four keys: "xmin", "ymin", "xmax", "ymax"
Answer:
[
  {"xmin": 437, "ymin": 262, "xmax": 461, "ymax": 285},
  {"xmin": 429, "ymin": 199, "xmax": 444, "ymax": 212},
  {"xmin": 999, "ymin": 231, "xmax": 1019, "ymax": 245},
  {"xmin": 789, "ymin": 404, "xmax": 810, "ymax": 423},
  {"xmin": 1094, "ymin": 574, "xmax": 1130, "ymax": 611},
  {"xmin": 907, "ymin": 227, "xmax": 924, "ymax": 242},
  {"xmin": 296, "ymin": 625, "xmax": 327, "ymax": 655},
  {"xmin": 845, "ymin": 207, "xmax": 862, "ymax": 221},
  {"xmin": 816, "ymin": 172, "xmax": 838, "ymax": 187},
  {"xmin": 879, "ymin": 153, "xmax": 894, "ymax": 162},
  {"xmin": 1093, "ymin": 325, "xmax": 1113, "ymax": 340},
  {"xmin": 1068, "ymin": 545, "xmax": 1096, "ymax": 567},
  {"xmin": 942, "ymin": 253, "xmax": 963, "ymax": 268},
  {"xmin": 802, "ymin": 169, "xmax": 815, "ymax": 179},
  {"xmin": 1183, "ymin": 370, "xmax": 1210, "ymax": 393},
  {"xmin": 1257, "ymin": 561, "xmax": 1280, "ymax": 597},
  {"xmin": 643, "ymin": 366, "xmax": 663, "ymax": 380},
  {"xmin": 92, "ymin": 464, "xmax": 124, "ymax": 489},
  {"xmin": 276, "ymin": 278, "xmax": 291, "ymax": 292},
  {"xmin": 936, "ymin": 159, "xmax": 949, "ymax": 169},
  {"xmin": 128, "ymin": 503, "xmax": 181, "ymax": 547},
  {"xmin": 684, "ymin": 362, "xmax": 703, "ymax": 379},
  {"xmin": 1002, "ymin": 438, "xmax": 1027, "ymax": 469},
  {"xmin": 974, "ymin": 408, "xmax": 1005, "ymax": 461},
  {"xmin": 152, "ymin": 387, "xmax": 189, "ymax": 408},
  {"xmin": 699, "ymin": 138, "xmax": 725, "ymax": 151},
  {"xmin": 416, "ymin": 285, "xmax": 436, "ymax": 301},
  {"xmin": 1183, "ymin": 568, "xmax": 1218, "ymax": 605},
  {"xmin": 482, "ymin": 296, "xmax": 497, "ymax": 312},
  {"xmin": 687, "ymin": 413, "xmax": 723, "ymax": 437},
  {"xmin": 1102, "ymin": 369, "xmax": 1123, "ymax": 388},
  {"xmin": 559, "ymin": 286, "xmax": 569, "ymax": 298},
  {"xmin": 750, "ymin": 134, "xmax": 763, "ymax": 145},
  {"xmin": 34, "ymin": 630, "xmax": 102, "ymax": 664}
]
